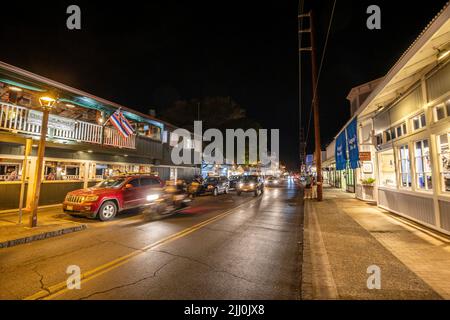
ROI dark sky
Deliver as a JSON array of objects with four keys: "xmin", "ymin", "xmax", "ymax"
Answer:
[{"xmin": 0, "ymin": 0, "xmax": 448, "ymax": 169}]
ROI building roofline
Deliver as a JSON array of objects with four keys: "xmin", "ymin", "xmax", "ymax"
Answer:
[
  {"xmin": 332, "ymin": 1, "xmax": 450, "ymax": 141},
  {"xmin": 0, "ymin": 60, "xmax": 180, "ymax": 130}
]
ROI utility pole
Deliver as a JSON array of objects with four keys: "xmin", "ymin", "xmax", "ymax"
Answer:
[{"xmin": 299, "ymin": 10, "xmax": 323, "ymax": 201}]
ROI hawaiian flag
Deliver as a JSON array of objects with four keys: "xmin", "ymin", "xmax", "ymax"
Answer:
[{"xmin": 108, "ymin": 109, "xmax": 134, "ymax": 138}]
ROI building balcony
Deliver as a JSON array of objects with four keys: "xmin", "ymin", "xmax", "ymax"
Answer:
[{"xmin": 0, "ymin": 102, "xmax": 136, "ymax": 149}]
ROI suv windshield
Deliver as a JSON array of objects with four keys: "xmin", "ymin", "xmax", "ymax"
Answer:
[
  {"xmin": 241, "ymin": 176, "xmax": 258, "ymax": 183},
  {"xmin": 95, "ymin": 178, "xmax": 126, "ymax": 188}
]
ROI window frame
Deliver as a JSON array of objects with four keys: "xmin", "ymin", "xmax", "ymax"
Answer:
[
  {"xmin": 411, "ymin": 112, "xmax": 426, "ymax": 131},
  {"xmin": 437, "ymin": 132, "xmax": 450, "ymax": 194},
  {"xmin": 414, "ymin": 139, "xmax": 433, "ymax": 191},
  {"xmin": 378, "ymin": 148, "xmax": 397, "ymax": 188},
  {"xmin": 397, "ymin": 144, "xmax": 412, "ymax": 189}
]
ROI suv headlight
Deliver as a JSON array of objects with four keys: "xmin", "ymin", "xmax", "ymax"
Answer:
[{"xmin": 84, "ymin": 195, "xmax": 99, "ymax": 202}]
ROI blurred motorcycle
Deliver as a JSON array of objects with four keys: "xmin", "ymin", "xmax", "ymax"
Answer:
[{"xmin": 142, "ymin": 180, "xmax": 191, "ymax": 220}]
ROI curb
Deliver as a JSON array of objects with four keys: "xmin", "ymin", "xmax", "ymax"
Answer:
[{"xmin": 0, "ymin": 224, "xmax": 87, "ymax": 249}]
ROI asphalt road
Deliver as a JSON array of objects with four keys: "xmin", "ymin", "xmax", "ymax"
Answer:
[{"xmin": 0, "ymin": 179, "xmax": 304, "ymax": 300}]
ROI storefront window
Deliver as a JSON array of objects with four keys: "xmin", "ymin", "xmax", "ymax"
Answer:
[
  {"xmin": 414, "ymin": 140, "xmax": 432, "ymax": 190},
  {"xmin": 0, "ymin": 160, "xmax": 22, "ymax": 181},
  {"xmin": 437, "ymin": 133, "xmax": 450, "ymax": 193},
  {"xmin": 44, "ymin": 161, "xmax": 83, "ymax": 181},
  {"xmin": 398, "ymin": 145, "xmax": 411, "ymax": 188},
  {"xmin": 93, "ymin": 163, "xmax": 152, "ymax": 180},
  {"xmin": 379, "ymin": 149, "xmax": 397, "ymax": 187}
]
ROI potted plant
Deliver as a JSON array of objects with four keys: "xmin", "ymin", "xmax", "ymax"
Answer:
[{"xmin": 361, "ymin": 178, "xmax": 376, "ymax": 186}]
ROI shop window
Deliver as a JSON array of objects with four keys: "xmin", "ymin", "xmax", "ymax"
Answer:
[
  {"xmin": 398, "ymin": 145, "xmax": 411, "ymax": 188},
  {"xmin": 0, "ymin": 161, "xmax": 21, "ymax": 181},
  {"xmin": 412, "ymin": 113, "xmax": 426, "ymax": 131},
  {"xmin": 437, "ymin": 133, "xmax": 450, "ymax": 192},
  {"xmin": 379, "ymin": 149, "xmax": 397, "ymax": 187},
  {"xmin": 414, "ymin": 140, "xmax": 433, "ymax": 190},
  {"xmin": 44, "ymin": 161, "xmax": 82, "ymax": 181}
]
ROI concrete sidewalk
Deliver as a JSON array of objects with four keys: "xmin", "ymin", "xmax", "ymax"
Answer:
[
  {"xmin": 302, "ymin": 187, "xmax": 450, "ymax": 300},
  {"xmin": 0, "ymin": 206, "xmax": 87, "ymax": 248}
]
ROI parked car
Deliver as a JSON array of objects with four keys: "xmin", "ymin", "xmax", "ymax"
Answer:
[
  {"xmin": 265, "ymin": 176, "xmax": 280, "ymax": 187},
  {"xmin": 63, "ymin": 175, "xmax": 164, "ymax": 221},
  {"xmin": 228, "ymin": 175, "xmax": 241, "ymax": 190},
  {"xmin": 203, "ymin": 176, "xmax": 230, "ymax": 196},
  {"xmin": 237, "ymin": 175, "xmax": 264, "ymax": 196}
]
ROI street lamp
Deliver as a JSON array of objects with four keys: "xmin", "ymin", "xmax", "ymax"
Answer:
[{"xmin": 29, "ymin": 95, "xmax": 56, "ymax": 227}]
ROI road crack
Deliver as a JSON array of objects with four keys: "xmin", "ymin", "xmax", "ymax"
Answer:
[
  {"xmin": 77, "ymin": 258, "xmax": 176, "ymax": 300},
  {"xmin": 32, "ymin": 267, "xmax": 50, "ymax": 295},
  {"xmin": 152, "ymin": 249, "xmax": 258, "ymax": 285}
]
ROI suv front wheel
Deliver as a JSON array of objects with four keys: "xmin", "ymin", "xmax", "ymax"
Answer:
[{"xmin": 98, "ymin": 200, "xmax": 118, "ymax": 221}]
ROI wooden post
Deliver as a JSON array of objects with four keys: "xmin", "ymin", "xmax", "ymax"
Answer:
[
  {"xmin": 18, "ymin": 138, "xmax": 32, "ymax": 224},
  {"xmin": 29, "ymin": 109, "xmax": 50, "ymax": 227}
]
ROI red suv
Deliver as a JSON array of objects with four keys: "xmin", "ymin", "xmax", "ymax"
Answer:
[{"xmin": 63, "ymin": 175, "xmax": 164, "ymax": 221}]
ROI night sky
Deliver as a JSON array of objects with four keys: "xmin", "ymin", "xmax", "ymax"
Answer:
[{"xmin": 0, "ymin": 0, "xmax": 448, "ymax": 169}]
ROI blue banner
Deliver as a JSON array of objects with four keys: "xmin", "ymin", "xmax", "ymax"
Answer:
[
  {"xmin": 346, "ymin": 118, "xmax": 359, "ymax": 169},
  {"xmin": 335, "ymin": 131, "xmax": 347, "ymax": 170}
]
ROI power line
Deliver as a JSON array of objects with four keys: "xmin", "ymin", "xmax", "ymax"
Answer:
[{"xmin": 304, "ymin": 0, "xmax": 337, "ymax": 150}]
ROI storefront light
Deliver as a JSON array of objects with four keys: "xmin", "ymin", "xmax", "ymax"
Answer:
[{"xmin": 9, "ymin": 86, "xmax": 22, "ymax": 92}]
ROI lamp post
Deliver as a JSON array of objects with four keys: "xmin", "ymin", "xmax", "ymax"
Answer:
[{"xmin": 29, "ymin": 95, "xmax": 56, "ymax": 228}]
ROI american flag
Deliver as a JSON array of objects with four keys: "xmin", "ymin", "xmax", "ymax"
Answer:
[{"xmin": 108, "ymin": 109, "xmax": 134, "ymax": 138}]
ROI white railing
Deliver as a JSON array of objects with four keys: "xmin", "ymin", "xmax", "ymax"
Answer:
[
  {"xmin": 53, "ymin": 121, "xmax": 102, "ymax": 144},
  {"xmin": 0, "ymin": 102, "xmax": 136, "ymax": 149},
  {"xmin": 103, "ymin": 126, "xmax": 136, "ymax": 149}
]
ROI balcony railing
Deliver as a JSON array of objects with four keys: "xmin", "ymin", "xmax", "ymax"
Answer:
[
  {"xmin": 104, "ymin": 126, "xmax": 136, "ymax": 149},
  {"xmin": 0, "ymin": 102, "xmax": 136, "ymax": 149}
]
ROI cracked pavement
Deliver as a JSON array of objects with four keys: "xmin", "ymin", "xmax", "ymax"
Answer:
[{"xmin": 0, "ymin": 180, "xmax": 304, "ymax": 300}]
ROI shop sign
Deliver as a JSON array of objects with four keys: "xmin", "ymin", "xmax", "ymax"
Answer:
[
  {"xmin": 346, "ymin": 118, "xmax": 359, "ymax": 169},
  {"xmin": 28, "ymin": 110, "xmax": 76, "ymax": 131},
  {"xmin": 359, "ymin": 151, "xmax": 371, "ymax": 162}
]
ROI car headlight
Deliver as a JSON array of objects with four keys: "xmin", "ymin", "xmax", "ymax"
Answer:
[
  {"xmin": 249, "ymin": 183, "xmax": 255, "ymax": 188},
  {"xmin": 146, "ymin": 194, "xmax": 159, "ymax": 202},
  {"xmin": 239, "ymin": 183, "xmax": 244, "ymax": 188},
  {"xmin": 84, "ymin": 195, "xmax": 98, "ymax": 202}
]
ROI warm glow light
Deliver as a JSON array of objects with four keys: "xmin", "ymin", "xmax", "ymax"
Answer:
[
  {"xmin": 39, "ymin": 96, "xmax": 56, "ymax": 108},
  {"xmin": 9, "ymin": 86, "xmax": 22, "ymax": 92},
  {"xmin": 98, "ymin": 118, "xmax": 104, "ymax": 124},
  {"xmin": 65, "ymin": 104, "xmax": 75, "ymax": 108}
]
